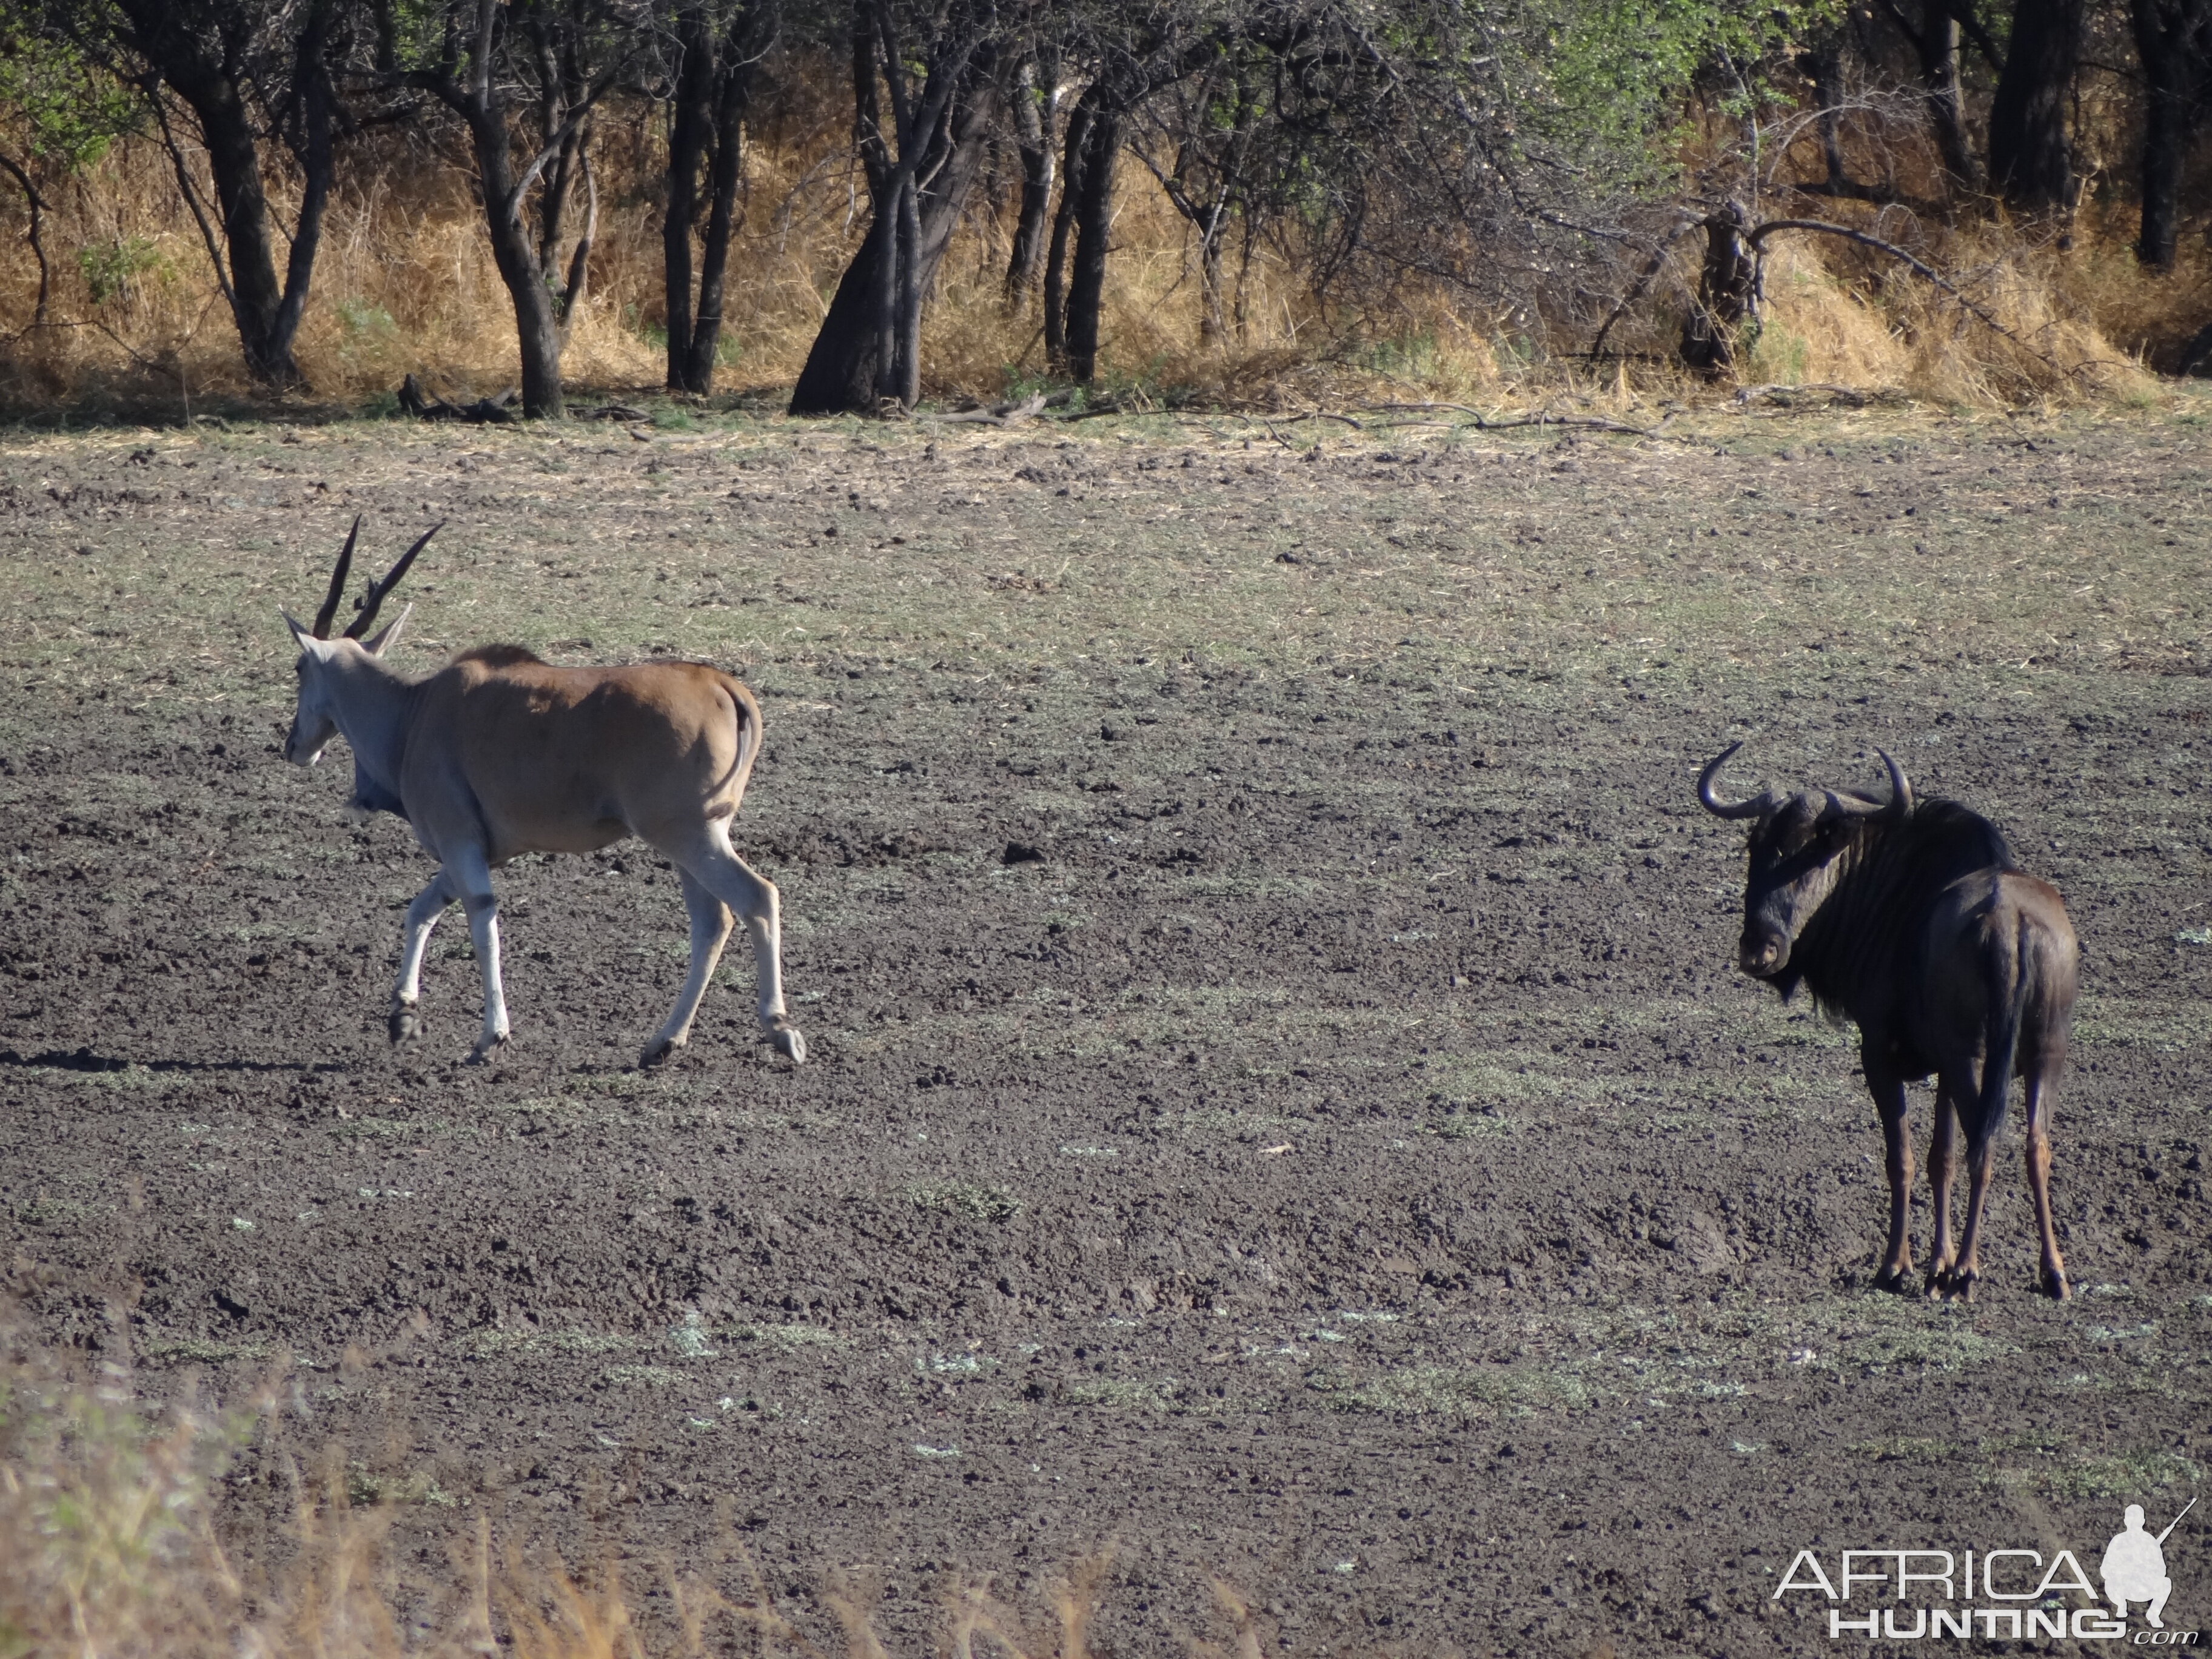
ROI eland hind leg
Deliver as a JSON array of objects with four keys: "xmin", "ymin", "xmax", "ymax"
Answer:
[
  {"xmin": 639, "ymin": 871, "xmax": 735, "ymax": 1068},
  {"xmin": 390, "ymin": 870, "xmax": 454, "ymax": 1044},
  {"xmin": 669, "ymin": 825, "xmax": 803, "ymax": 1064}
]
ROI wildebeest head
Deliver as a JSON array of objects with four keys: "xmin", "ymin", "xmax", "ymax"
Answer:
[
  {"xmin": 1697, "ymin": 742, "xmax": 1912, "ymax": 982},
  {"xmin": 278, "ymin": 517, "xmax": 437, "ymax": 765}
]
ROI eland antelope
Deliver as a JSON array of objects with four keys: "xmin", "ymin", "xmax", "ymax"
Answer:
[
  {"xmin": 1698, "ymin": 743, "xmax": 2076, "ymax": 1300},
  {"xmin": 281, "ymin": 520, "xmax": 804, "ymax": 1067}
]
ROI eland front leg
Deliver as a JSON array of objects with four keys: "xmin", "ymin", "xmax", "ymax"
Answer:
[
  {"xmin": 390, "ymin": 870, "xmax": 454, "ymax": 1045},
  {"xmin": 441, "ymin": 843, "xmax": 509, "ymax": 1064}
]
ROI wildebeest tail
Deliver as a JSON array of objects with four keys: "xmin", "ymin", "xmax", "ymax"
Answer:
[{"xmin": 1976, "ymin": 926, "xmax": 2031, "ymax": 1144}]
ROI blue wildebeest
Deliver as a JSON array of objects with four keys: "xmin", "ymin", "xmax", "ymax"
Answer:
[
  {"xmin": 280, "ymin": 520, "xmax": 805, "ymax": 1069},
  {"xmin": 1698, "ymin": 743, "xmax": 2077, "ymax": 1301}
]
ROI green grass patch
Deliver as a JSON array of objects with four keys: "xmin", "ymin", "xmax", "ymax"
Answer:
[
  {"xmin": 1311, "ymin": 1362, "xmax": 1600, "ymax": 1416},
  {"xmin": 907, "ymin": 1180, "xmax": 1023, "ymax": 1223}
]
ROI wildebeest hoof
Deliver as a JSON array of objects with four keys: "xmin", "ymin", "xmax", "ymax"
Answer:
[
  {"xmin": 389, "ymin": 1008, "xmax": 421, "ymax": 1045},
  {"xmin": 1872, "ymin": 1265, "xmax": 1912, "ymax": 1295},
  {"xmin": 771, "ymin": 1025, "xmax": 806, "ymax": 1065},
  {"xmin": 639, "ymin": 1035, "xmax": 680, "ymax": 1068},
  {"xmin": 466, "ymin": 1035, "xmax": 508, "ymax": 1065}
]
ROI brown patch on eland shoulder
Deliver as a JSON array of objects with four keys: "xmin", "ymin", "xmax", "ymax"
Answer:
[{"xmin": 451, "ymin": 643, "xmax": 546, "ymax": 668}]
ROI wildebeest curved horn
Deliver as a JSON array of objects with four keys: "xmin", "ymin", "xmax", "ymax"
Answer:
[
  {"xmin": 344, "ymin": 520, "xmax": 443, "ymax": 639},
  {"xmin": 1828, "ymin": 749, "xmax": 1914, "ymax": 820},
  {"xmin": 1697, "ymin": 741, "xmax": 1778, "ymax": 819},
  {"xmin": 1874, "ymin": 748, "xmax": 1912, "ymax": 820},
  {"xmin": 311, "ymin": 516, "xmax": 362, "ymax": 638}
]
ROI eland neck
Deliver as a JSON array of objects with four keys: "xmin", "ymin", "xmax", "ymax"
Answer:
[{"xmin": 320, "ymin": 647, "xmax": 418, "ymax": 801}]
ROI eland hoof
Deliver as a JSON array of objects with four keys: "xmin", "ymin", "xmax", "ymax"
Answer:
[
  {"xmin": 466, "ymin": 1035, "xmax": 509, "ymax": 1066},
  {"xmin": 389, "ymin": 1008, "xmax": 421, "ymax": 1046},
  {"xmin": 771, "ymin": 1025, "xmax": 806, "ymax": 1065},
  {"xmin": 639, "ymin": 1035, "xmax": 680, "ymax": 1068}
]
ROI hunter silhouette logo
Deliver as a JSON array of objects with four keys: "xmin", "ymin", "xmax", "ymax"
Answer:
[
  {"xmin": 1774, "ymin": 1498, "xmax": 2200, "ymax": 1642},
  {"xmin": 2105, "ymin": 1501, "xmax": 2194, "ymax": 1630}
]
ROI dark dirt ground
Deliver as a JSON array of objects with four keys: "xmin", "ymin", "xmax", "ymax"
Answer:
[{"xmin": 2, "ymin": 400, "xmax": 2209, "ymax": 1656}]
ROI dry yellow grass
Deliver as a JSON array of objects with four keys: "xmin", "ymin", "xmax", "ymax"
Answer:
[
  {"xmin": 0, "ymin": 89, "xmax": 2199, "ymax": 415},
  {"xmin": 1744, "ymin": 222, "xmax": 2168, "ymax": 405},
  {"xmin": 0, "ymin": 1321, "xmax": 1298, "ymax": 1659}
]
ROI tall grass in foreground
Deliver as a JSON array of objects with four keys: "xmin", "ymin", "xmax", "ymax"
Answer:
[{"xmin": 0, "ymin": 1323, "xmax": 1278, "ymax": 1659}]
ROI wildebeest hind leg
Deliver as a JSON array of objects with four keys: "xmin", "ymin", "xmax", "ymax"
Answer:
[
  {"xmin": 1869, "ymin": 1065, "xmax": 1915, "ymax": 1291},
  {"xmin": 1948, "ymin": 1127, "xmax": 2000, "ymax": 1302},
  {"xmin": 2022, "ymin": 1064, "xmax": 2070, "ymax": 1300},
  {"xmin": 1923, "ymin": 1082, "xmax": 1960, "ymax": 1296},
  {"xmin": 640, "ymin": 871, "xmax": 733, "ymax": 1067}
]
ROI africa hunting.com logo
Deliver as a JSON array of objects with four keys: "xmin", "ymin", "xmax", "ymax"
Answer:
[{"xmin": 1773, "ymin": 1500, "xmax": 2198, "ymax": 1642}]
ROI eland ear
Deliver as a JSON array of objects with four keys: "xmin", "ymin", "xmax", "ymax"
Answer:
[
  {"xmin": 282, "ymin": 609, "xmax": 334, "ymax": 659},
  {"xmin": 360, "ymin": 603, "xmax": 412, "ymax": 657}
]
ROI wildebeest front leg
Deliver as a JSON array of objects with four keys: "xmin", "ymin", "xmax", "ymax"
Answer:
[
  {"xmin": 390, "ymin": 871, "xmax": 454, "ymax": 1044},
  {"xmin": 1923, "ymin": 1086, "xmax": 1960, "ymax": 1296},
  {"xmin": 1868, "ymin": 1062, "xmax": 1915, "ymax": 1291},
  {"xmin": 640, "ymin": 870, "xmax": 734, "ymax": 1068},
  {"xmin": 2021, "ymin": 1064, "xmax": 2070, "ymax": 1300},
  {"xmin": 444, "ymin": 845, "xmax": 509, "ymax": 1063}
]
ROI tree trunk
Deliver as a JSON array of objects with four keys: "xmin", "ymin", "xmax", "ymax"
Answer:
[
  {"xmin": 269, "ymin": 8, "xmax": 337, "ymax": 363},
  {"xmin": 1800, "ymin": 39, "xmax": 1853, "ymax": 193},
  {"xmin": 1918, "ymin": 5, "xmax": 1978, "ymax": 190},
  {"xmin": 666, "ymin": 1, "xmax": 767, "ymax": 395},
  {"xmin": 1199, "ymin": 226, "xmax": 1224, "ymax": 342},
  {"xmin": 469, "ymin": 111, "xmax": 566, "ymax": 418},
  {"xmin": 792, "ymin": 208, "xmax": 897, "ymax": 414},
  {"xmin": 1042, "ymin": 99, "xmax": 1091, "ymax": 372},
  {"xmin": 538, "ymin": 123, "xmax": 583, "ymax": 284},
  {"xmin": 874, "ymin": 172, "xmax": 900, "ymax": 407},
  {"xmin": 663, "ymin": 7, "xmax": 714, "ymax": 385},
  {"xmin": 2136, "ymin": 64, "xmax": 2187, "ymax": 267},
  {"xmin": 158, "ymin": 65, "xmax": 304, "ymax": 386},
  {"xmin": 2130, "ymin": 0, "xmax": 2212, "ymax": 267},
  {"xmin": 0, "ymin": 152, "xmax": 49, "ymax": 323},
  {"xmin": 1004, "ymin": 55, "xmax": 1056, "ymax": 302},
  {"xmin": 788, "ymin": 46, "xmax": 991, "ymax": 416},
  {"xmin": 896, "ymin": 167, "xmax": 922, "ymax": 404},
  {"xmin": 1681, "ymin": 203, "xmax": 1756, "ymax": 377},
  {"xmin": 682, "ymin": 24, "xmax": 758, "ymax": 393},
  {"xmin": 1988, "ymin": 0, "xmax": 2084, "ymax": 213},
  {"xmin": 1062, "ymin": 107, "xmax": 1121, "ymax": 383}
]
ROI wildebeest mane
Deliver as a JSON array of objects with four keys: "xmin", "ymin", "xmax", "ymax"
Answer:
[{"xmin": 1777, "ymin": 799, "xmax": 2016, "ymax": 1015}]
